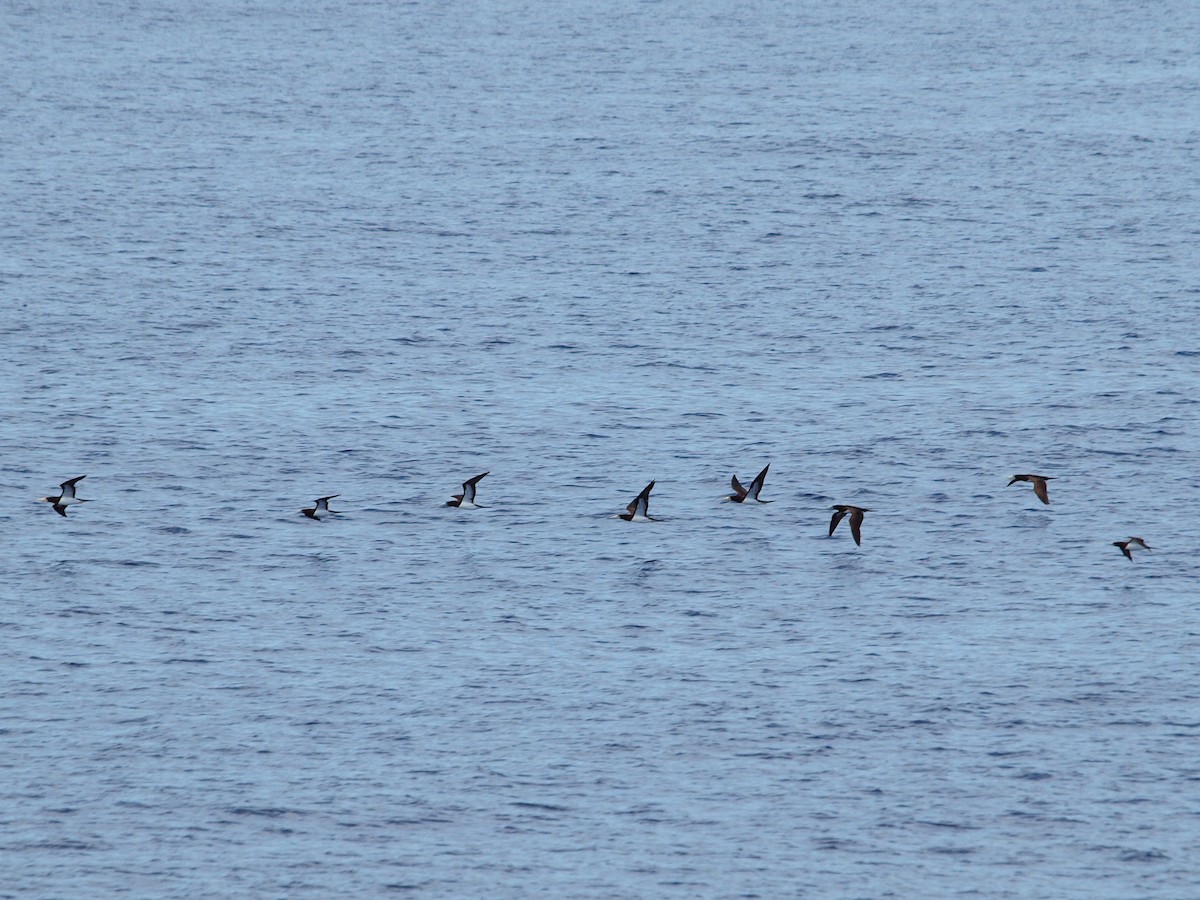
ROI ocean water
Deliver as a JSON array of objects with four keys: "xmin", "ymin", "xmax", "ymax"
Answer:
[{"xmin": 3, "ymin": 0, "xmax": 1199, "ymax": 895}]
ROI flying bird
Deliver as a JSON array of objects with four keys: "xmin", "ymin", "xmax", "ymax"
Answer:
[
  {"xmin": 727, "ymin": 463, "xmax": 772, "ymax": 504},
  {"xmin": 1008, "ymin": 473, "xmax": 1053, "ymax": 505},
  {"xmin": 828, "ymin": 504, "xmax": 868, "ymax": 546},
  {"xmin": 1112, "ymin": 537, "xmax": 1151, "ymax": 561},
  {"xmin": 618, "ymin": 480, "xmax": 656, "ymax": 522},
  {"xmin": 38, "ymin": 475, "xmax": 89, "ymax": 518},
  {"xmin": 447, "ymin": 472, "xmax": 489, "ymax": 509},
  {"xmin": 301, "ymin": 494, "xmax": 340, "ymax": 520}
]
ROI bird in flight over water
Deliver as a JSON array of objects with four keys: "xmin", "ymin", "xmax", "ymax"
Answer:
[
  {"xmin": 447, "ymin": 472, "xmax": 489, "ymax": 509},
  {"xmin": 828, "ymin": 504, "xmax": 868, "ymax": 546},
  {"xmin": 1112, "ymin": 537, "xmax": 1151, "ymax": 561},
  {"xmin": 1007, "ymin": 473, "xmax": 1053, "ymax": 505},
  {"xmin": 618, "ymin": 481, "xmax": 656, "ymax": 522},
  {"xmin": 301, "ymin": 494, "xmax": 340, "ymax": 520},
  {"xmin": 38, "ymin": 475, "xmax": 89, "ymax": 518},
  {"xmin": 727, "ymin": 463, "xmax": 772, "ymax": 504}
]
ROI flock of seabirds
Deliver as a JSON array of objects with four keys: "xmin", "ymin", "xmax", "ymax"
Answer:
[{"xmin": 37, "ymin": 467, "xmax": 1153, "ymax": 561}]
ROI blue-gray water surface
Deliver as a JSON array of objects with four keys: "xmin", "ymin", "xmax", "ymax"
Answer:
[{"xmin": 3, "ymin": 1, "xmax": 1199, "ymax": 896}]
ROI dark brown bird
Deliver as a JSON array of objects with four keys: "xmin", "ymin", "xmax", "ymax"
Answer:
[
  {"xmin": 446, "ymin": 472, "xmax": 488, "ymax": 508},
  {"xmin": 727, "ymin": 464, "xmax": 772, "ymax": 504},
  {"xmin": 301, "ymin": 494, "xmax": 340, "ymax": 520},
  {"xmin": 828, "ymin": 504, "xmax": 868, "ymax": 546},
  {"xmin": 1112, "ymin": 537, "xmax": 1151, "ymax": 561},
  {"xmin": 1008, "ymin": 473, "xmax": 1053, "ymax": 505},
  {"xmin": 38, "ymin": 475, "xmax": 89, "ymax": 517},
  {"xmin": 617, "ymin": 480, "xmax": 656, "ymax": 522}
]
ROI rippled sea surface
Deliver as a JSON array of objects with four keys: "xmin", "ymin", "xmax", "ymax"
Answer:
[{"xmin": 4, "ymin": 1, "xmax": 1199, "ymax": 895}]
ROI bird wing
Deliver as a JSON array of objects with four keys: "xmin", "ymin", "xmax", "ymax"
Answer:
[
  {"xmin": 748, "ymin": 464, "xmax": 769, "ymax": 499},
  {"xmin": 1032, "ymin": 478, "xmax": 1050, "ymax": 504},
  {"xmin": 849, "ymin": 508, "xmax": 864, "ymax": 545},
  {"xmin": 59, "ymin": 475, "xmax": 85, "ymax": 498},
  {"xmin": 632, "ymin": 480, "xmax": 654, "ymax": 517},
  {"xmin": 829, "ymin": 508, "xmax": 846, "ymax": 536},
  {"xmin": 462, "ymin": 472, "xmax": 488, "ymax": 504},
  {"xmin": 729, "ymin": 475, "xmax": 747, "ymax": 501}
]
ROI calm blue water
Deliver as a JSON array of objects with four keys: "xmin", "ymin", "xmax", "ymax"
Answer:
[{"xmin": 3, "ymin": 0, "xmax": 1199, "ymax": 895}]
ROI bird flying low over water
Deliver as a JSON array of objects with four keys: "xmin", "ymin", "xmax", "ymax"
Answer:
[
  {"xmin": 301, "ymin": 494, "xmax": 340, "ymax": 520},
  {"xmin": 828, "ymin": 504, "xmax": 868, "ymax": 546},
  {"xmin": 447, "ymin": 472, "xmax": 488, "ymax": 509},
  {"xmin": 38, "ymin": 476, "xmax": 89, "ymax": 517},
  {"xmin": 727, "ymin": 464, "xmax": 772, "ymax": 503},
  {"xmin": 1008, "ymin": 473, "xmax": 1053, "ymax": 505},
  {"xmin": 618, "ymin": 480, "xmax": 656, "ymax": 522},
  {"xmin": 1113, "ymin": 537, "xmax": 1151, "ymax": 561}
]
